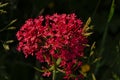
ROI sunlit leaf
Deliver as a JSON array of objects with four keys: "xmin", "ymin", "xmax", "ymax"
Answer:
[
  {"xmin": 83, "ymin": 17, "xmax": 91, "ymax": 33},
  {"xmin": 0, "ymin": 3, "xmax": 8, "ymax": 8},
  {"xmin": 91, "ymin": 42, "xmax": 96, "ymax": 50},
  {"xmin": 56, "ymin": 58, "xmax": 61, "ymax": 65},
  {"xmin": 0, "ymin": 10, "xmax": 7, "ymax": 14},
  {"xmin": 7, "ymin": 27, "xmax": 16, "ymax": 30},
  {"xmin": 90, "ymin": 51, "xmax": 94, "ymax": 56},
  {"xmin": 6, "ymin": 40, "xmax": 14, "ymax": 44},
  {"xmin": 93, "ymin": 57, "xmax": 101, "ymax": 63},
  {"xmin": 8, "ymin": 19, "xmax": 17, "ymax": 27},
  {"xmin": 83, "ymin": 32, "xmax": 93, "ymax": 37},
  {"xmin": 82, "ymin": 17, "xmax": 93, "ymax": 37},
  {"xmin": 85, "ymin": 25, "xmax": 94, "ymax": 32},
  {"xmin": 92, "ymin": 73, "xmax": 96, "ymax": 80},
  {"xmin": 82, "ymin": 44, "xmax": 90, "ymax": 47},
  {"xmin": 3, "ymin": 44, "xmax": 9, "ymax": 50}
]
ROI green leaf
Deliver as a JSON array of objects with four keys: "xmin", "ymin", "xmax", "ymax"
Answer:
[
  {"xmin": 82, "ymin": 17, "xmax": 93, "ymax": 37},
  {"xmin": 91, "ymin": 42, "xmax": 96, "ymax": 50},
  {"xmin": 33, "ymin": 67, "xmax": 44, "ymax": 72},
  {"xmin": 0, "ymin": 3, "xmax": 8, "ymax": 8},
  {"xmin": 83, "ymin": 32, "xmax": 93, "ymax": 36},
  {"xmin": 0, "ymin": 10, "xmax": 7, "ymax": 14},
  {"xmin": 56, "ymin": 58, "xmax": 61, "ymax": 65},
  {"xmin": 0, "ymin": 19, "xmax": 17, "ymax": 32},
  {"xmin": 107, "ymin": 0, "xmax": 115, "ymax": 23},
  {"xmin": 92, "ymin": 73, "xmax": 96, "ymax": 80},
  {"xmin": 82, "ymin": 44, "xmax": 90, "ymax": 47},
  {"xmin": 49, "ymin": 65, "xmax": 54, "ymax": 71},
  {"xmin": 7, "ymin": 19, "xmax": 17, "ymax": 27},
  {"xmin": 93, "ymin": 57, "xmax": 101, "ymax": 63},
  {"xmin": 3, "ymin": 44, "xmax": 9, "ymax": 50},
  {"xmin": 83, "ymin": 17, "xmax": 91, "ymax": 33},
  {"xmin": 7, "ymin": 27, "xmax": 16, "ymax": 30},
  {"xmin": 90, "ymin": 51, "xmax": 94, "ymax": 56},
  {"xmin": 6, "ymin": 40, "xmax": 14, "ymax": 44}
]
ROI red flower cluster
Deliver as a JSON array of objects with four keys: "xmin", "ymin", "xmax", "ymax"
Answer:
[{"xmin": 16, "ymin": 13, "xmax": 88, "ymax": 79}]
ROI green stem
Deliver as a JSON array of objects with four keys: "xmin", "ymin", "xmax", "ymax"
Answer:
[
  {"xmin": 99, "ymin": 0, "xmax": 115, "ymax": 56},
  {"xmin": 52, "ymin": 56, "xmax": 56, "ymax": 80},
  {"xmin": 52, "ymin": 69, "xmax": 56, "ymax": 80},
  {"xmin": 95, "ymin": 0, "xmax": 115, "ymax": 74}
]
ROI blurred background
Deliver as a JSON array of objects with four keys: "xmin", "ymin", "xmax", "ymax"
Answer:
[{"xmin": 0, "ymin": 0, "xmax": 120, "ymax": 80}]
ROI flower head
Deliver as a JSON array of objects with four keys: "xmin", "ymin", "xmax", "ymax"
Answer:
[{"xmin": 16, "ymin": 13, "xmax": 88, "ymax": 79}]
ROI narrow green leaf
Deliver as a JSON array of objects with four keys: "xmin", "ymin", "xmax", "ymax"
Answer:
[
  {"xmin": 83, "ymin": 32, "xmax": 93, "ymax": 36},
  {"xmin": 85, "ymin": 25, "xmax": 94, "ymax": 31},
  {"xmin": 92, "ymin": 73, "xmax": 96, "ymax": 80},
  {"xmin": 82, "ymin": 44, "xmax": 90, "ymax": 47},
  {"xmin": 8, "ymin": 19, "xmax": 17, "ymax": 27},
  {"xmin": 0, "ymin": 3, "xmax": 8, "ymax": 8},
  {"xmin": 93, "ymin": 57, "xmax": 101, "ymax": 63},
  {"xmin": 91, "ymin": 42, "xmax": 96, "ymax": 50},
  {"xmin": 0, "ymin": 10, "xmax": 7, "ymax": 14},
  {"xmin": 33, "ymin": 67, "xmax": 44, "ymax": 72},
  {"xmin": 90, "ymin": 51, "xmax": 94, "ymax": 56},
  {"xmin": 6, "ymin": 40, "xmax": 14, "ymax": 44},
  {"xmin": 0, "ymin": 19, "xmax": 17, "ymax": 32},
  {"xmin": 85, "ymin": 17, "xmax": 91, "ymax": 26},
  {"xmin": 107, "ymin": 0, "xmax": 115, "ymax": 23},
  {"xmin": 83, "ymin": 17, "xmax": 91, "ymax": 32},
  {"xmin": 7, "ymin": 27, "xmax": 16, "ymax": 30},
  {"xmin": 57, "ymin": 68, "xmax": 65, "ymax": 73}
]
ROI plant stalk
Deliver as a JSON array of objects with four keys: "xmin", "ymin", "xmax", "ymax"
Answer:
[{"xmin": 52, "ymin": 68, "xmax": 56, "ymax": 80}]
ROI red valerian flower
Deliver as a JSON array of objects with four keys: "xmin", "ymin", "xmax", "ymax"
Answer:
[{"xmin": 16, "ymin": 13, "xmax": 88, "ymax": 79}]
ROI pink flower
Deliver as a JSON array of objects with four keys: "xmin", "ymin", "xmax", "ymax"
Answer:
[
  {"xmin": 16, "ymin": 13, "xmax": 88, "ymax": 79},
  {"xmin": 42, "ymin": 71, "xmax": 51, "ymax": 77}
]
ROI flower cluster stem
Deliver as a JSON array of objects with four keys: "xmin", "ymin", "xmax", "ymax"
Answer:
[{"xmin": 52, "ymin": 68, "xmax": 56, "ymax": 80}]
